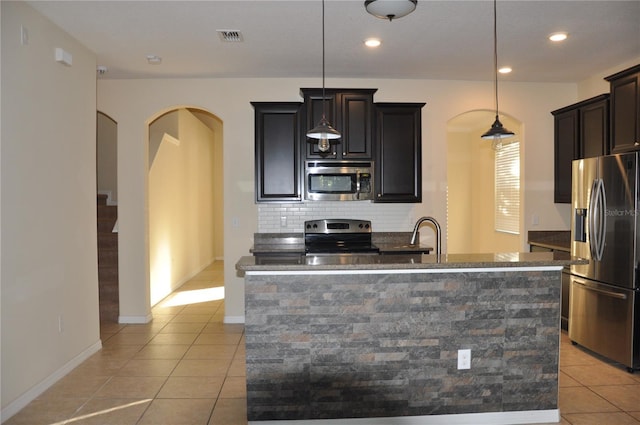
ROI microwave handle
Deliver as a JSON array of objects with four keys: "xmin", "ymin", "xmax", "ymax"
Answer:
[{"xmin": 355, "ymin": 170, "xmax": 361, "ymax": 200}]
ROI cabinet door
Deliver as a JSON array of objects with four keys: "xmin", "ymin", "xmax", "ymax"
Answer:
[
  {"xmin": 374, "ymin": 103, "xmax": 424, "ymax": 203},
  {"xmin": 302, "ymin": 90, "xmax": 339, "ymax": 158},
  {"xmin": 301, "ymin": 88, "xmax": 376, "ymax": 159},
  {"xmin": 580, "ymin": 98, "xmax": 609, "ymax": 158},
  {"xmin": 553, "ymin": 109, "xmax": 578, "ymax": 204},
  {"xmin": 608, "ymin": 70, "xmax": 640, "ymax": 153},
  {"xmin": 337, "ymin": 92, "xmax": 374, "ymax": 159},
  {"xmin": 253, "ymin": 102, "xmax": 303, "ymax": 202}
]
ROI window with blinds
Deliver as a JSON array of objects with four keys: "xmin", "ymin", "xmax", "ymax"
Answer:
[{"xmin": 495, "ymin": 141, "xmax": 520, "ymax": 234}]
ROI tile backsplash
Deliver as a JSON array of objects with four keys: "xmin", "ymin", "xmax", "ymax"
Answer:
[{"xmin": 258, "ymin": 201, "xmax": 416, "ymax": 233}]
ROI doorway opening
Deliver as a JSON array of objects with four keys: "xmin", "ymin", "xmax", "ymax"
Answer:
[
  {"xmin": 446, "ymin": 110, "xmax": 523, "ymax": 254},
  {"xmin": 147, "ymin": 107, "xmax": 224, "ymax": 307},
  {"xmin": 96, "ymin": 111, "xmax": 119, "ymax": 323}
]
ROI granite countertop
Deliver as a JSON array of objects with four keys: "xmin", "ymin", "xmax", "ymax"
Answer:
[
  {"xmin": 528, "ymin": 230, "xmax": 571, "ymax": 252},
  {"xmin": 236, "ymin": 251, "xmax": 587, "ymax": 272}
]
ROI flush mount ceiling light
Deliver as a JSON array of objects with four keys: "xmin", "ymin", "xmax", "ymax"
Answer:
[
  {"xmin": 481, "ymin": 0, "xmax": 514, "ymax": 141},
  {"xmin": 364, "ymin": 0, "xmax": 417, "ymax": 21},
  {"xmin": 365, "ymin": 38, "xmax": 382, "ymax": 48},
  {"xmin": 549, "ymin": 32, "xmax": 568, "ymax": 42},
  {"xmin": 306, "ymin": 0, "xmax": 341, "ymax": 153},
  {"xmin": 498, "ymin": 66, "xmax": 512, "ymax": 74}
]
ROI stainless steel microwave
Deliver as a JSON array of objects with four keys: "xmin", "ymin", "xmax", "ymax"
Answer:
[{"xmin": 304, "ymin": 161, "xmax": 373, "ymax": 201}]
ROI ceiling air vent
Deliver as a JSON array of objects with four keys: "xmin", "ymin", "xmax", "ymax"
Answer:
[{"xmin": 217, "ymin": 30, "xmax": 244, "ymax": 42}]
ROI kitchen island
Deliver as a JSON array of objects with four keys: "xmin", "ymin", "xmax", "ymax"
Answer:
[{"xmin": 236, "ymin": 252, "xmax": 586, "ymax": 425}]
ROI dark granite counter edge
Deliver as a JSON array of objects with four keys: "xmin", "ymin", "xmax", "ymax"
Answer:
[
  {"xmin": 528, "ymin": 230, "xmax": 571, "ymax": 253},
  {"xmin": 236, "ymin": 251, "xmax": 587, "ymax": 272}
]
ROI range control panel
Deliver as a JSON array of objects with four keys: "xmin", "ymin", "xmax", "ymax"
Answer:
[{"xmin": 304, "ymin": 219, "xmax": 372, "ymax": 234}]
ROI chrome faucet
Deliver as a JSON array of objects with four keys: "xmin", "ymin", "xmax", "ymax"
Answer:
[{"xmin": 410, "ymin": 216, "xmax": 441, "ymax": 256}]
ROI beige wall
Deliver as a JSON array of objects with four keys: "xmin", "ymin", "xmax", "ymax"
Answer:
[
  {"xmin": 97, "ymin": 77, "xmax": 581, "ymax": 323},
  {"xmin": 578, "ymin": 56, "xmax": 640, "ymax": 100},
  {"xmin": 148, "ymin": 109, "xmax": 218, "ymax": 306},
  {"xmin": 1, "ymin": 1, "xmax": 99, "ymax": 417}
]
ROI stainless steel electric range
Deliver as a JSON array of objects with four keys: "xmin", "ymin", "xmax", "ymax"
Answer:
[{"xmin": 303, "ymin": 219, "xmax": 379, "ymax": 255}]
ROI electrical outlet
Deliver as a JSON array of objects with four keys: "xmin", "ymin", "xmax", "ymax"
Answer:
[
  {"xmin": 280, "ymin": 216, "xmax": 287, "ymax": 228},
  {"xmin": 58, "ymin": 315, "xmax": 63, "ymax": 333},
  {"xmin": 458, "ymin": 349, "xmax": 471, "ymax": 370}
]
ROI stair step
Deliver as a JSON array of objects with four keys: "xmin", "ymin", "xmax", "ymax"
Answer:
[
  {"xmin": 97, "ymin": 220, "xmax": 117, "ymax": 234},
  {"xmin": 97, "ymin": 194, "xmax": 119, "ymax": 324},
  {"xmin": 98, "ymin": 267, "xmax": 118, "ymax": 281},
  {"xmin": 99, "ymin": 304, "xmax": 119, "ymax": 323},
  {"xmin": 97, "ymin": 205, "xmax": 117, "ymax": 220}
]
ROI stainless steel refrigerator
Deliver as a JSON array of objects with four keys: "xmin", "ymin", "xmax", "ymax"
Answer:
[{"xmin": 570, "ymin": 152, "xmax": 640, "ymax": 371}]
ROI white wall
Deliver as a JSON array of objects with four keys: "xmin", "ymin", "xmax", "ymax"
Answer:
[
  {"xmin": 97, "ymin": 77, "xmax": 580, "ymax": 323},
  {"xmin": 1, "ymin": 1, "xmax": 100, "ymax": 418}
]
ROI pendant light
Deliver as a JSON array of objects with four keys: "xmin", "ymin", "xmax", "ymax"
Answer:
[
  {"xmin": 481, "ymin": 0, "xmax": 514, "ymax": 140},
  {"xmin": 364, "ymin": 0, "xmax": 417, "ymax": 21},
  {"xmin": 306, "ymin": 0, "xmax": 341, "ymax": 153}
]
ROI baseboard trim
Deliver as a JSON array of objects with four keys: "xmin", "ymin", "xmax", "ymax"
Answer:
[
  {"xmin": 224, "ymin": 315, "xmax": 245, "ymax": 324},
  {"xmin": 118, "ymin": 314, "xmax": 153, "ymax": 324},
  {"xmin": 248, "ymin": 409, "xmax": 559, "ymax": 425},
  {"xmin": 1, "ymin": 340, "xmax": 103, "ymax": 423}
]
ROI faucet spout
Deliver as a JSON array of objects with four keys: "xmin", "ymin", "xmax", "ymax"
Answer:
[{"xmin": 410, "ymin": 216, "xmax": 441, "ymax": 256}]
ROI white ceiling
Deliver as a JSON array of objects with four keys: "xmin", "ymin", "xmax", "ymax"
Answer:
[{"xmin": 28, "ymin": 0, "xmax": 640, "ymax": 82}]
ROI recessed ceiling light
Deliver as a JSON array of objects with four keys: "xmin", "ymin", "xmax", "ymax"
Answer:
[
  {"xmin": 498, "ymin": 67, "xmax": 512, "ymax": 74},
  {"xmin": 146, "ymin": 55, "xmax": 162, "ymax": 65},
  {"xmin": 365, "ymin": 38, "xmax": 381, "ymax": 48},
  {"xmin": 549, "ymin": 32, "xmax": 568, "ymax": 42}
]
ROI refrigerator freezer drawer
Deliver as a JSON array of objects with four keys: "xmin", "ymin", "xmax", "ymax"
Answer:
[{"xmin": 568, "ymin": 275, "xmax": 638, "ymax": 369}]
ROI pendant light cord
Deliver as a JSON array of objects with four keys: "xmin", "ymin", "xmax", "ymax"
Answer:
[
  {"xmin": 493, "ymin": 0, "xmax": 499, "ymax": 118},
  {"xmin": 321, "ymin": 0, "xmax": 327, "ymax": 120}
]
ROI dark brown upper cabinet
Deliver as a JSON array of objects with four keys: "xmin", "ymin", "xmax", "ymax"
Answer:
[
  {"xmin": 606, "ymin": 64, "xmax": 640, "ymax": 154},
  {"xmin": 300, "ymin": 88, "xmax": 376, "ymax": 160},
  {"xmin": 551, "ymin": 94, "xmax": 609, "ymax": 204},
  {"xmin": 374, "ymin": 103, "xmax": 425, "ymax": 203},
  {"xmin": 252, "ymin": 102, "xmax": 303, "ymax": 202}
]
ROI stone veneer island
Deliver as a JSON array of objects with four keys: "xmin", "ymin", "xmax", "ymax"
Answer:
[{"xmin": 235, "ymin": 252, "xmax": 585, "ymax": 425}]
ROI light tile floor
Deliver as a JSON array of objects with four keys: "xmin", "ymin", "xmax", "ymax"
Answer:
[{"xmin": 6, "ymin": 261, "xmax": 640, "ymax": 424}]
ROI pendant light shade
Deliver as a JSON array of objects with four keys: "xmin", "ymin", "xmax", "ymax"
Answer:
[
  {"xmin": 482, "ymin": 115, "xmax": 514, "ymax": 140},
  {"xmin": 481, "ymin": 0, "xmax": 514, "ymax": 140},
  {"xmin": 364, "ymin": 0, "xmax": 417, "ymax": 21},
  {"xmin": 307, "ymin": 0, "xmax": 341, "ymax": 152}
]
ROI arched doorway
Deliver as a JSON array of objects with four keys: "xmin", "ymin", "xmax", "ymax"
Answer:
[
  {"xmin": 446, "ymin": 110, "xmax": 523, "ymax": 254},
  {"xmin": 147, "ymin": 107, "xmax": 224, "ymax": 306}
]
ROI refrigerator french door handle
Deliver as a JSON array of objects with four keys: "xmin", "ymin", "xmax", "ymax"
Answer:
[
  {"xmin": 596, "ymin": 179, "xmax": 607, "ymax": 260},
  {"xmin": 588, "ymin": 179, "xmax": 600, "ymax": 260},
  {"xmin": 572, "ymin": 278, "xmax": 627, "ymax": 300}
]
